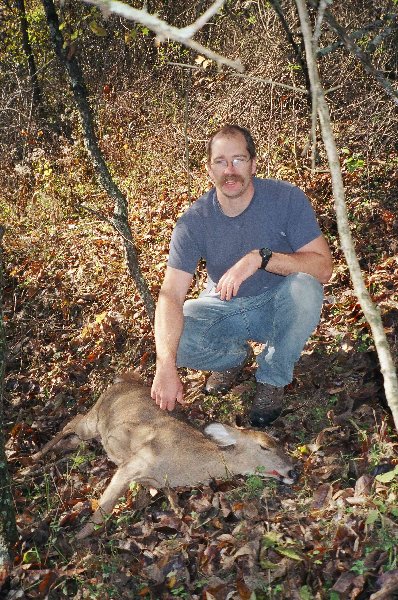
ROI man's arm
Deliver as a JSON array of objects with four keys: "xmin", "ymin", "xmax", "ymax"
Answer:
[
  {"xmin": 151, "ymin": 266, "xmax": 193, "ymax": 411},
  {"xmin": 266, "ymin": 235, "xmax": 333, "ymax": 282},
  {"xmin": 216, "ymin": 235, "xmax": 333, "ymax": 301}
]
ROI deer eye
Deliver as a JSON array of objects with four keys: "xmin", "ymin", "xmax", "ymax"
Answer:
[{"xmin": 260, "ymin": 445, "xmax": 271, "ymax": 451}]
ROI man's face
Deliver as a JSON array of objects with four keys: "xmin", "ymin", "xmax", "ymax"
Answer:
[{"xmin": 206, "ymin": 133, "xmax": 256, "ymax": 200}]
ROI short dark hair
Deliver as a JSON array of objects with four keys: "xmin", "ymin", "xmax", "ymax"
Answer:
[{"xmin": 206, "ymin": 125, "xmax": 256, "ymax": 162}]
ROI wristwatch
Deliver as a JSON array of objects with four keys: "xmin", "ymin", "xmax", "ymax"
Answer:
[{"xmin": 259, "ymin": 247, "xmax": 273, "ymax": 270}]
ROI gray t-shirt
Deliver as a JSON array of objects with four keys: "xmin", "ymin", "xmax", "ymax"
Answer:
[{"xmin": 168, "ymin": 177, "xmax": 322, "ymax": 298}]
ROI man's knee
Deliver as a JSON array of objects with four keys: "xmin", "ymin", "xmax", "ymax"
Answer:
[
  {"xmin": 284, "ymin": 272, "xmax": 323, "ymax": 309},
  {"xmin": 271, "ymin": 273, "xmax": 323, "ymax": 342},
  {"xmin": 182, "ymin": 298, "xmax": 199, "ymax": 318},
  {"xmin": 182, "ymin": 295, "xmax": 227, "ymax": 319},
  {"xmin": 274, "ymin": 273, "xmax": 323, "ymax": 328}
]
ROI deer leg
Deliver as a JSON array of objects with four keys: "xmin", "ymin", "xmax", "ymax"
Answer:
[
  {"xmin": 76, "ymin": 462, "xmax": 160, "ymax": 539},
  {"xmin": 32, "ymin": 415, "xmax": 86, "ymax": 462},
  {"xmin": 32, "ymin": 430, "xmax": 76, "ymax": 461}
]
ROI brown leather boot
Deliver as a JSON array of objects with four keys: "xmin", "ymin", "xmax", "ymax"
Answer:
[
  {"xmin": 204, "ymin": 347, "xmax": 254, "ymax": 395},
  {"xmin": 249, "ymin": 383, "xmax": 284, "ymax": 427}
]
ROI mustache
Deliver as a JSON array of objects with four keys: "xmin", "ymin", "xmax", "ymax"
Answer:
[{"xmin": 221, "ymin": 174, "xmax": 244, "ymax": 184}]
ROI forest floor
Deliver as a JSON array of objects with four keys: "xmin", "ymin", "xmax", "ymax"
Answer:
[{"xmin": 2, "ymin": 157, "xmax": 398, "ymax": 599}]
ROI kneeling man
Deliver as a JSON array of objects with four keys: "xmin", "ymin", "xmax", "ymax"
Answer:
[{"xmin": 151, "ymin": 125, "xmax": 333, "ymax": 427}]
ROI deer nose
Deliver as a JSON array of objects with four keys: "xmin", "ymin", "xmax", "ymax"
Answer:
[{"xmin": 288, "ymin": 468, "xmax": 300, "ymax": 483}]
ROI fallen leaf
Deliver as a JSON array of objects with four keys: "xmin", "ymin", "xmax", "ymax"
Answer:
[
  {"xmin": 375, "ymin": 465, "xmax": 398, "ymax": 483},
  {"xmin": 38, "ymin": 571, "xmax": 58, "ymax": 596},
  {"xmin": 311, "ymin": 483, "xmax": 333, "ymax": 509},
  {"xmin": 275, "ymin": 547, "xmax": 303, "ymax": 561},
  {"xmin": 354, "ymin": 474, "xmax": 373, "ymax": 497}
]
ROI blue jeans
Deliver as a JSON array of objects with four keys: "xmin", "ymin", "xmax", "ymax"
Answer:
[{"xmin": 176, "ymin": 273, "xmax": 323, "ymax": 387}]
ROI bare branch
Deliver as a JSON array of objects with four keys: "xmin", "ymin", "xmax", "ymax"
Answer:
[
  {"xmin": 79, "ymin": 203, "xmax": 140, "ymax": 249},
  {"xmin": 313, "ymin": 0, "xmax": 330, "ymax": 46},
  {"xmin": 310, "ymin": 0, "xmax": 332, "ymax": 172},
  {"xmin": 268, "ymin": 0, "xmax": 311, "ymax": 96},
  {"xmin": 367, "ymin": 21, "xmax": 398, "ymax": 53},
  {"xmin": 317, "ymin": 15, "xmax": 398, "ymax": 57},
  {"xmin": 310, "ymin": 89, "xmax": 317, "ymax": 172},
  {"xmin": 308, "ymin": 0, "xmax": 398, "ymax": 106},
  {"xmin": 228, "ymin": 71, "xmax": 308, "ymax": 94},
  {"xmin": 179, "ymin": 0, "xmax": 225, "ymax": 38},
  {"xmin": 167, "ymin": 61, "xmax": 309, "ymax": 93},
  {"xmin": 84, "ymin": 0, "xmax": 244, "ymax": 72},
  {"xmin": 295, "ymin": 0, "xmax": 398, "ymax": 431}
]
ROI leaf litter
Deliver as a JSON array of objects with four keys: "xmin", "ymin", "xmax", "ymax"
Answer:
[{"xmin": 2, "ymin": 162, "xmax": 398, "ymax": 599}]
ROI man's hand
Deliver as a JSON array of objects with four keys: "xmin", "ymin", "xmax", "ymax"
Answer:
[
  {"xmin": 151, "ymin": 365, "xmax": 184, "ymax": 411},
  {"xmin": 216, "ymin": 250, "xmax": 261, "ymax": 301}
]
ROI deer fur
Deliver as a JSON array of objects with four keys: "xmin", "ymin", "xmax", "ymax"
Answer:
[{"xmin": 33, "ymin": 372, "xmax": 296, "ymax": 538}]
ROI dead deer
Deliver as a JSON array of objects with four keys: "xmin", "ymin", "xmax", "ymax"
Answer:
[{"xmin": 33, "ymin": 372, "xmax": 296, "ymax": 538}]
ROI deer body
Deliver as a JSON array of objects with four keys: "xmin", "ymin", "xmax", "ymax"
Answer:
[{"xmin": 33, "ymin": 373, "xmax": 295, "ymax": 538}]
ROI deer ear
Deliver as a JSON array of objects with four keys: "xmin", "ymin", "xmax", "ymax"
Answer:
[{"xmin": 204, "ymin": 423, "xmax": 237, "ymax": 447}]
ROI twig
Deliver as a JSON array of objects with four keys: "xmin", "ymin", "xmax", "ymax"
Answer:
[
  {"xmin": 324, "ymin": 84, "xmax": 344, "ymax": 95},
  {"xmin": 313, "ymin": 0, "xmax": 330, "ymax": 46},
  {"xmin": 179, "ymin": 0, "xmax": 225, "ymax": 38},
  {"xmin": 317, "ymin": 15, "xmax": 398, "ymax": 57},
  {"xmin": 78, "ymin": 203, "xmax": 137, "ymax": 249},
  {"xmin": 310, "ymin": 98, "xmax": 317, "ymax": 173},
  {"xmin": 214, "ymin": 70, "xmax": 309, "ymax": 94},
  {"xmin": 166, "ymin": 62, "xmax": 308, "ymax": 94},
  {"xmin": 183, "ymin": 72, "xmax": 191, "ymax": 205},
  {"xmin": 167, "ymin": 61, "xmax": 202, "ymax": 70},
  {"xmin": 308, "ymin": 0, "xmax": 398, "ymax": 106},
  {"xmin": 268, "ymin": 0, "xmax": 311, "ymax": 97}
]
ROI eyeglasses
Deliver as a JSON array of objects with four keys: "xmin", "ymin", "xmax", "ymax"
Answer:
[{"xmin": 210, "ymin": 157, "xmax": 252, "ymax": 170}]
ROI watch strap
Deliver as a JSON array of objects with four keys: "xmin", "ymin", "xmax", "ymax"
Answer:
[{"xmin": 259, "ymin": 247, "xmax": 272, "ymax": 270}]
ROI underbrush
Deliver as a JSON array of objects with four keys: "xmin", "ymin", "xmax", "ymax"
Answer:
[
  {"xmin": 5, "ymin": 400, "xmax": 398, "ymax": 598},
  {"xmin": 1, "ymin": 70, "xmax": 398, "ymax": 598}
]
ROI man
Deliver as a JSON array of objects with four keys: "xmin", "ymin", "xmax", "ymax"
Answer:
[{"xmin": 151, "ymin": 125, "xmax": 333, "ymax": 427}]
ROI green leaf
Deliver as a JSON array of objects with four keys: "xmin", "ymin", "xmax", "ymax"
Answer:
[
  {"xmin": 22, "ymin": 549, "xmax": 40, "ymax": 564},
  {"xmin": 125, "ymin": 29, "xmax": 137, "ymax": 44},
  {"xmin": 365, "ymin": 509, "xmax": 380, "ymax": 526},
  {"xmin": 259, "ymin": 559, "xmax": 279, "ymax": 569},
  {"xmin": 90, "ymin": 20, "xmax": 107, "ymax": 37},
  {"xmin": 262, "ymin": 531, "xmax": 280, "ymax": 548},
  {"xmin": 300, "ymin": 585, "xmax": 313, "ymax": 600},
  {"xmin": 375, "ymin": 465, "xmax": 398, "ymax": 483},
  {"xmin": 276, "ymin": 547, "xmax": 303, "ymax": 561}
]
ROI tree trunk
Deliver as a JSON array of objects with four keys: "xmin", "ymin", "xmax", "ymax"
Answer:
[
  {"xmin": 0, "ymin": 226, "xmax": 18, "ymax": 587},
  {"xmin": 41, "ymin": 0, "xmax": 155, "ymax": 323},
  {"xmin": 295, "ymin": 0, "xmax": 398, "ymax": 431},
  {"xmin": 15, "ymin": 0, "xmax": 43, "ymax": 108}
]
